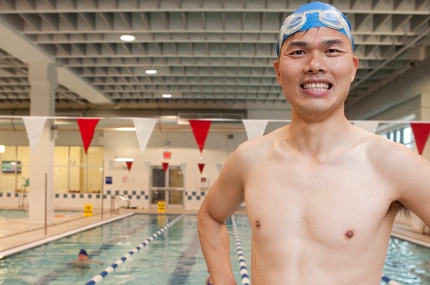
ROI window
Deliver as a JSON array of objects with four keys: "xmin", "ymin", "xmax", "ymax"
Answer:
[{"xmin": 383, "ymin": 126, "xmax": 414, "ymax": 149}]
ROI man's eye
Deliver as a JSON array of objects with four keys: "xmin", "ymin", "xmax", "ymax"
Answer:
[
  {"xmin": 290, "ymin": 50, "xmax": 306, "ymax": 55},
  {"xmin": 327, "ymin": 49, "xmax": 341, "ymax": 53}
]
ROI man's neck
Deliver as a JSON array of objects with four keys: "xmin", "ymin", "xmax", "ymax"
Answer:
[{"xmin": 286, "ymin": 112, "xmax": 356, "ymax": 157}]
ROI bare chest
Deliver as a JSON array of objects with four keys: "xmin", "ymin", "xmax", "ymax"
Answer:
[{"xmin": 243, "ymin": 157, "xmax": 396, "ymax": 245}]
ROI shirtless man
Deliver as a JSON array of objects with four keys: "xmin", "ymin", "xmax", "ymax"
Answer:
[{"xmin": 197, "ymin": 2, "xmax": 430, "ymax": 284}]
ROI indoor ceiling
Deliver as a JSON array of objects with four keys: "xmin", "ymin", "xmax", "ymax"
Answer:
[{"xmin": 0, "ymin": 0, "xmax": 429, "ymax": 119}]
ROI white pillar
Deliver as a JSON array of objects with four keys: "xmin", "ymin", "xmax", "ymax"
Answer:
[{"xmin": 28, "ymin": 61, "xmax": 56, "ymax": 225}]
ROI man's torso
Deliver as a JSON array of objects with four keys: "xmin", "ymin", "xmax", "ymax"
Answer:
[{"xmin": 242, "ymin": 127, "xmax": 401, "ymax": 284}]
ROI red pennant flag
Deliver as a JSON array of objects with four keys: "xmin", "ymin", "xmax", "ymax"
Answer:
[
  {"xmin": 198, "ymin": 163, "xmax": 205, "ymax": 174},
  {"xmin": 410, "ymin": 123, "xmax": 430, "ymax": 155},
  {"xmin": 162, "ymin": 162, "xmax": 169, "ymax": 173},
  {"xmin": 189, "ymin": 120, "xmax": 211, "ymax": 153},
  {"xmin": 126, "ymin": 161, "xmax": 133, "ymax": 171},
  {"xmin": 77, "ymin": 118, "xmax": 100, "ymax": 154}
]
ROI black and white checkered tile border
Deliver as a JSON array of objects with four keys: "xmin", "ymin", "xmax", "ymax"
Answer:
[
  {"xmin": 1, "ymin": 190, "xmax": 207, "ymax": 201},
  {"xmin": 185, "ymin": 191, "xmax": 206, "ymax": 201},
  {"xmin": 55, "ymin": 190, "xmax": 148, "ymax": 200}
]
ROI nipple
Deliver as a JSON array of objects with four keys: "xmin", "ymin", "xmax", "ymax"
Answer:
[
  {"xmin": 255, "ymin": 221, "xmax": 261, "ymax": 229},
  {"xmin": 344, "ymin": 230, "xmax": 354, "ymax": 238}
]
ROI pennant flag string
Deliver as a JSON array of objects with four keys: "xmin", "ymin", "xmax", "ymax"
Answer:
[
  {"xmin": 410, "ymin": 123, "xmax": 430, "ymax": 155},
  {"xmin": 198, "ymin": 163, "xmax": 205, "ymax": 174},
  {"xmin": 108, "ymin": 160, "xmax": 115, "ymax": 169},
  {"xmin": 22, "ymin": 116, "xmax": 48, "ymax": 154},
  {"xmin": 189, "ymin": 120, "xmax": 212, "ymax": 154},
  {"xmin": 352, "ymin": 120, "xmax": 380, "ymax": 134},
  {"xmin": 77, "ymin": 118, "xmax": 100, "ymax": 154},
  {"xmin": 215, "ymin": 163, "xmax": 223, "ymax": 173},
  {"xmin": 144, "ymin": 162, "xmax": 151, "ymax": 172},
  {"xmin": 162, "ymin": 162, "xmax": 169, "ymax": 173},
  {"xmin": 126, "ymin": 161, "xmax": 133, "ymax": 171},
  {"xmin": 242, "ymin": 120, "xmax": 268, "ymax": 140},
  {"xmin": 133, "ymin": 118, "xmax": 157, "ymax": 154},
  {"xmin": 180, "ymin": 163, "xmax": 187, "ymax": 176}
]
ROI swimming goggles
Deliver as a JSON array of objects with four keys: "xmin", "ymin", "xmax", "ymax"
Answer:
[{"xmin": 276, "ymin": 9, "xmax": 354, "ymax": 57}]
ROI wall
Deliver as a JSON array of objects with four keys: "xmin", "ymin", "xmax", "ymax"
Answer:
[
  {"xmin": 0, "ymin": 127, "xmax": 248, "ymax": 211},
  {"xmin": 101, "ymin": 129, "xmax": 246, "ymax": 210}
]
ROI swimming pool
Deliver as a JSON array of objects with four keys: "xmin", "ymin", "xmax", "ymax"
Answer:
[
  {"xmin": 0, "ymin": 209, "xmax": 77, "ymax": 220},
  {"xmin": 0, "ymin": 214, "xmax": 429, "ymax": 284}
]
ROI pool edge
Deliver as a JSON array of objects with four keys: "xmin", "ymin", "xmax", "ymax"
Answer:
[{"xmin": 0, "ymin": 212, "xmax": 134, "ymax": 259}]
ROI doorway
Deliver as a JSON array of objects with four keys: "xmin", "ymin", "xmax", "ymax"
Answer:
[{"xmin": 150, "ymin": 165, "xmax": 184, "ymax": 208}]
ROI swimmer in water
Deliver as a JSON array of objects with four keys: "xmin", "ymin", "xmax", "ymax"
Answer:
[
  {"xmin": 70, "ymin": 249, "xmax": 103, "ymax": 269},
  {"xmin": 198, "ymin": 2, "xmax": 430, "ymax": 284}
]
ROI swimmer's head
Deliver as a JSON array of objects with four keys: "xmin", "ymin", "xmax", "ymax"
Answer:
[
  {"xmin": 79, "ymin": 249, "xmax": 88, "ymax": 256},
  {"xmin": 276, "ymin": 1, "xmax": 354, "ymax": 57},
  {"xmin": 78, "ymin": 249, "xmax": 88, "ymax": 261}
]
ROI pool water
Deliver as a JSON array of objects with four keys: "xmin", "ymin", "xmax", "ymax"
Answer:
[
  {"xmin": 383, "ymin": 238, "xmax": 430, "ymax": 284},
  {"xmin": 0, "ymin": 209, "xmax": 77, "ymax": 220},
  {"xmin": 0, "ymin": 214, "xmax": 429, "ymax": 285}
]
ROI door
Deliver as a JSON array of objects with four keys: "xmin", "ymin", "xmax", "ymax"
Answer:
[{"xmin": 150, "ymin": 165, "xmax": 184, "ymax": 208}]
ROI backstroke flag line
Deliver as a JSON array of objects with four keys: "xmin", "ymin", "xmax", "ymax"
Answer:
[
  {"xmin": 77, "ymin": 118, "xmax": 100, "ymax": 154},
  {"xmin": 189, "ymin": 120, "xmax": 212, "ymax": 154},
  {"xmin": 23, "ymin": 116, "xmax": 48, "ymax": 154},
  {"xmin": 133, "ymin": 118, "xmax": 157, "ymax": 154},
  {"xmin": 243, "ymin": 120, "xmax": 268, "ymax": 140},
  {"xmin": 410, "ymin": 123, "xmax": 430, "ymax": 155},
  {"xmin": 198, "ymin": 163, "xmax": 205, "ymax": 174},
  {"xmin": 352, "ymin": 120, "xmax": 379, "ymax": 134}
]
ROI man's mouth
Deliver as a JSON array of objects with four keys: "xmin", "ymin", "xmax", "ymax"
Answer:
[{"xmin": 301, "ymin": 83, "xmax": 331, "ymax": 91}]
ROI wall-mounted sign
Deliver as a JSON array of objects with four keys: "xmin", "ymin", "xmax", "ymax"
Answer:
[
  {"xmin": 105, "ymin": 176, "xmax": 112, "ymax": 184},
  {"xmin": 163, "ymin": 151, "xmax": 171, "ymax": 159}
]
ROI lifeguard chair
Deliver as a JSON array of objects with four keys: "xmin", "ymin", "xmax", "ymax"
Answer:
[{"xmin": 18, "ymin": 177, "xmax": 29, "ymax": 208}]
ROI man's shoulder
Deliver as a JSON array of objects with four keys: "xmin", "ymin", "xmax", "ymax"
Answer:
[
  {"xmin": 363, "ymin": 130, "xmax": 425, "ymax": 171},
  {"xmin": 232, "ymin": 128, "xmax": 282, "ymax": 164},
  {"xmin": 237, "ymin": 128, "xmax": 281, "ymax": 152}
]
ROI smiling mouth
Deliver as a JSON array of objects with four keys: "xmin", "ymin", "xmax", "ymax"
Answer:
[{"xmin": 301, "ymin": 82, "xmax": 332, "ymax": 92}]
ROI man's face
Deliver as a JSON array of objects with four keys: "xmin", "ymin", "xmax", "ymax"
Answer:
[
  {"xmin": 78, "ymin": 254, "xmax": 89, "ymax": 261},
  {"xmin": 273, "ymin": 27, "xmax": 359, "ymax": 120}
]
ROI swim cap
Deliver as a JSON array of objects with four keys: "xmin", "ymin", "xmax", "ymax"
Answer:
[
  {"xmin": 79, "ymin": 249, "xmax": 88, "ymax": 256},
  {"xmin": 276, "ymin": 1, "xmax": 354, "ymax": 57}
]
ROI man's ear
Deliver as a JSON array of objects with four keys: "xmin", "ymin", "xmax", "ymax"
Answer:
[
  {"xmin": 351, "ymin": 55, "xmax": 359, "ymax": 82},
  {"xmin": 273, "ymin": 59, "xmax": 281, "ymax": 84}
]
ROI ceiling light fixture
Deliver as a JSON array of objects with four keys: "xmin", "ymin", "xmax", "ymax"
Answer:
[
  {"xmin": 145, "ymin": 69, "xmax": 157, "ymax": 75},
  {"xmin": 114, "ymin": 157, "xmax": 135, "ymax": 162},
  {"xmin": 114, "ymin": 127, "xmax": 136, "ymax": 131},
  {"xmin": 120, "ymin": 35, "xmax": 135, "ymax": 42},
  {"xmin": 162, "ymin": 94, "xmax": 172, "ymax": 98}
]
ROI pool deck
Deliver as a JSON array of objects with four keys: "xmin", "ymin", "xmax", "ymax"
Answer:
[{"xmin": 0, "ymin": 207, "xmax": 429, "ymax": 259}]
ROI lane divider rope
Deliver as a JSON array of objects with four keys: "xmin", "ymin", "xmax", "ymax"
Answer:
[
  {"xmin": 84, "ymin": 214, "xmax": 184, "ymax": 285},
  {"xmin": 231, "ymin": 215, "xmax": 251, "ymax": 285},
  {"xmin": 381, "ymin": 276, "xmax": 403, "ymax": 285}
]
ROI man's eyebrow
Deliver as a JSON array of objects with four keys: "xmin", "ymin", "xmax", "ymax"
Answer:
[
  {"xmin": 286, "ymin": 39, "xmax": 345, "ymax": 49},
  {"xmin": 286, "ymin": 41, "xmax": 309, "ymax": 49},
  {"xmin": 321, "ymin": 39, "xmax": 345, "ymax": 47}
]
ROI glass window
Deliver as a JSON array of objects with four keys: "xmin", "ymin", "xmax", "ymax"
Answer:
[
  {"xmin": 169, "ymin": 190, "xmax": 183, "ymax": 205},
  {"xmin": 395, "ymin": 130, "xmax": 401, "ymax": 142},
  {"xmin": 151, "ymin": 190, "xmax": 166, "ymax": 204},
  {"xmin": 169, "ymin": 168, "xmax": 183, "ymax": 188},
  {"xmin": 152, "ymin": 168, "xmax": 165, "ymax": 187},
  {"xmin": 403, "ymin": 127, "xmax": 412, "ymax": 144}
]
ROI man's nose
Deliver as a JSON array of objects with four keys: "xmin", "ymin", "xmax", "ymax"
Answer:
[{"xmin": 304, "ymin": 52, "xmax": 327, "ymax": 74}]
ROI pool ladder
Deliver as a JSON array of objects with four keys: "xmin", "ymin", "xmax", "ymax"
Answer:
[
  {"xmin": 18, "ymin": 178, "xmax": 29, "ymax": 208},
  {"xmin": 110, "ymin": 194, "xmax": 131, "ymax": 214}
]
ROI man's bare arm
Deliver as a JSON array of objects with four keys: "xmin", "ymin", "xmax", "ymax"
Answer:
[
  {"xmin": 198, "ymin": 145, "xmax": 249, "ymax": 285},
  {"xmin": 382, "ymin": 142, "xmax": 430, "ymax": 226}
]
